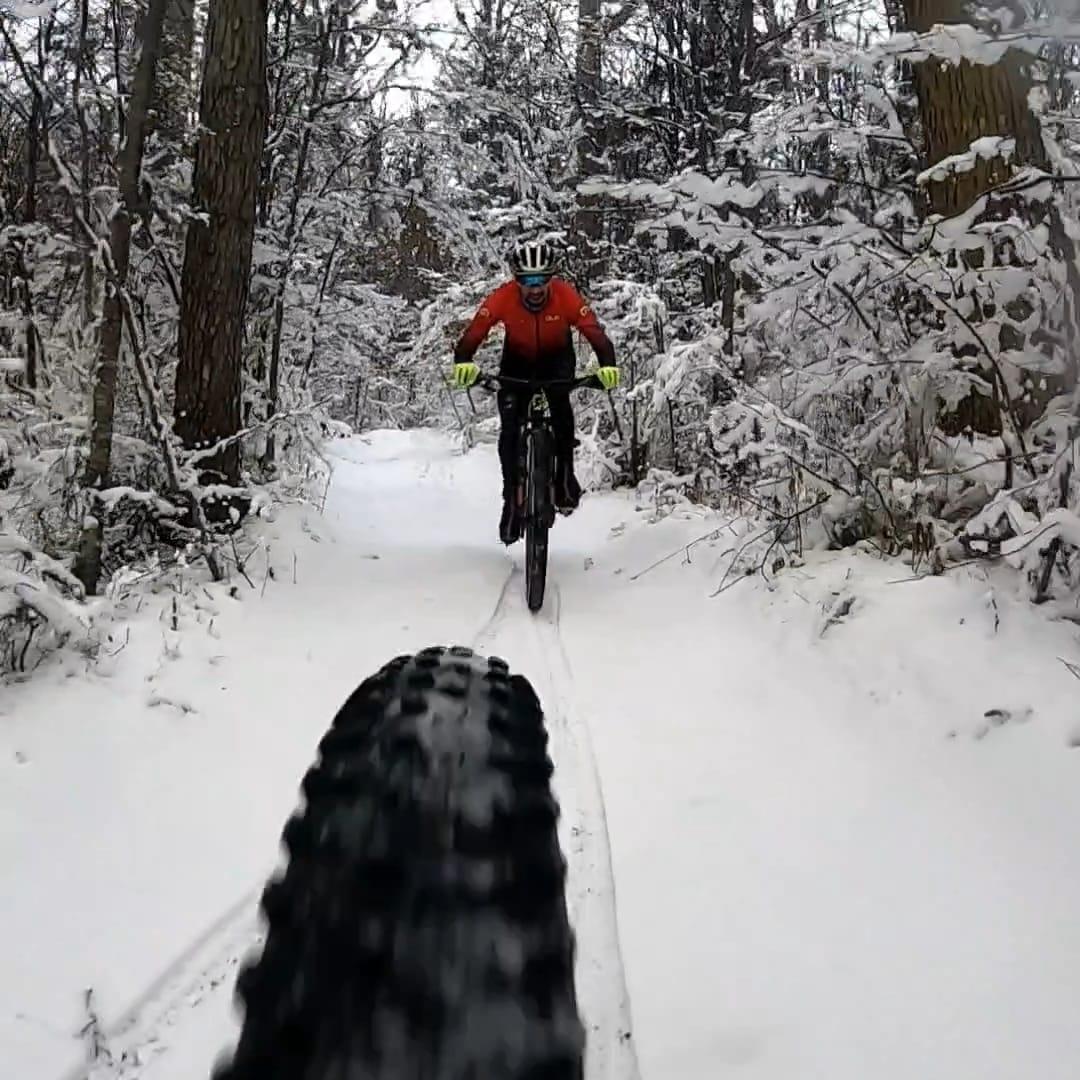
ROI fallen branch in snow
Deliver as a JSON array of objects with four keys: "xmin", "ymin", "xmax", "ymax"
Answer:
[
  {"xmin": 228, "ymin": 535, "xmax": 258, "ymax": 589},
  {"xmin": 78, "ymin": 988, "xmax": 112, "ymax": 1067},
  {"xmin": 1060, "ymin": 657, "xmax": 1080, "ymax": 680},
  {"xmin": 711, "ymin": 496, "xmax": 831, "ymax": 597},
  {"xmin": 885, "ymin": 557, "xmax": 990, "ymax": 584},
  {"xmin": 889, "ymin": 511, "xmax": 1080, "ymax": 598}
]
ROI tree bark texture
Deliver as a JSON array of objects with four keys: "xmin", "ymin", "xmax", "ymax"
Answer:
[
  {"xmin": 902, "ymin": 0, "xmax": 1058, "ymax": 442},
  {"xmin": 153, "ymin": 0, "xmax": 196, "ymax": 150},
  {"xmin": 903, "ymin": 0, "xmax": 1045, "ymax": 217},
  {"xmin": 574, "ymin": 0, "xmax": 604, "ymax": 274},
  {"xmin": 175, "ymin": 0, "xmax": 269, "ymax": 486}
]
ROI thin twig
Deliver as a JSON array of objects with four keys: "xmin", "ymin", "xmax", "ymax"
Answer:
[
  {"xmin": 229, "ymin": 535, "xmax": 256, "ymax": 589},
  {"xmin": 711, "ymin": 496, "xmax": 830, "ymax": 597},
  {"xmin": 629, "ymin": 513, "xmax": 744, "ymax": 582},
  {"xmin": 180, "ymin": 398, "xmax": 332, "ymax": 466}
]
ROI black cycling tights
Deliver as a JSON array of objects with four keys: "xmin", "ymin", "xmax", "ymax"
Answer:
[{"xmin": 497, "ymin": 387, "xmax": 574, "ymax": 494}]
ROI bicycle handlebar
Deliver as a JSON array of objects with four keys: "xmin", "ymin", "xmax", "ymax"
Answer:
[{"xmin": 474, "ymin": 373, "xmax": 605, "ymax": 394}]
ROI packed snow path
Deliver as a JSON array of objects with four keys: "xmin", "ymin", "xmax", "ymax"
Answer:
[{"xmin": 4, "ymin": 429, "xmax": 1080, "ymax": 1080}]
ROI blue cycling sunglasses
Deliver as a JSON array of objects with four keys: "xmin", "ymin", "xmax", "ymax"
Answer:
[{"xmin": 516, "ymin": 273, "xmax": 551, "ymax": 287}]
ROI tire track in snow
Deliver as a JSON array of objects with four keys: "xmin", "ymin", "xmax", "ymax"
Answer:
[
  {"xmin": 470, "ymin": 563, "xmax": 518, "ymax": 651},
  {"xmin": 61, "ymin": 564, "xmax": 523, "ymax": 1080},
  {"xmin": 57, "ymin": 891, "xmax": 260, "ymax": 1080},
  {"xmin": 62, "ymin": 555, "xmax": 634, "ymax": 1077},
  {"xmin": 475, "ymin": 574, "xmax": 643, "ymax": 1080},
  {"xmin": 531, "ymin": 585, "xmax": 643, "ymax": 1080}
]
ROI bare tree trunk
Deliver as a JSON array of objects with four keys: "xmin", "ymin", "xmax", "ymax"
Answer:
[
  {"xmin": 74, "ymin": 0, "xmax": 95, "ymax": 325},
  {"xmin": 902, "ymin": 0, "xmax": 1056, "ymax": 444},
  {"xmin": 110, "ymin": 0, "xmax": 126, "ymax": 142},
  {"xmin": 24, "ymin": 22, "xmax": 46, "ymax": 225},
  {"xmin": 259, "ymin": 0, "xmax": 295, "ymax": 229},
  {"xmin": 20, "ymin": 266, "xmax": 39, "ymax": 391},
  {"xmin": 574, "ymin": 0, "xmax": 603, "ymax": 280},
  {"xmin": 74, "ymin": 0, "xmax": 170, "ymax": 595},
  {"xmin": 300, "ymin": 229, "xmax": 342, "ymax": 390},
  {"xmin": 153, "ymin": 0, "xmax": 196, "ymax": 152},
  {"xmin": 175, "ymin": 0, "xmax": 269, "ymax": 490},
  {"xmin": 24, "ymin": 99, "xmax": 40, "ymax": 222},
  {"xmin": 265, "ymin": 2, "xmax": 335, "ymax": 467}
]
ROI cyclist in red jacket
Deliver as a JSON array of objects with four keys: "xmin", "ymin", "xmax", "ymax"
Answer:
[{"xmin": 452, "ymin": 239, "xmax": 620, "ymax": 544}]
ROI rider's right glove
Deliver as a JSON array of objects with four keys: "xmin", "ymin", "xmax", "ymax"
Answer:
[
  {"xmin": 452, "ymin": 362, "xmax": 479, "ymax": 389},
  {"xmin": 596, "ymin": 366, "xmax": 620, "ymax": 391}
]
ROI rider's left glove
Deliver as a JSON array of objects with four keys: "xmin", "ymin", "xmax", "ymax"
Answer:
[
  {"xmin": 452, "ymin": 362, "xmax": 479, "ymax": 389},
  {"xmin": 596, "ymin": 366, "xmax": 620, "ymax": 391}
]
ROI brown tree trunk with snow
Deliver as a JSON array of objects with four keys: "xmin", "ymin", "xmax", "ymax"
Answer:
[
  {"xmin": 153, "ymin": 0, "xmax": 196, "ymax": 152},
  {"xmin": 175, "ymin": 0, "xmax": 268, "ymax": 488},
  {"xmin": 74, "ymin": 0, "xmax": 170, "ymax": 595},
  {"xmin": 902, "ymin": 0, "xmax": 1055, "ymax": 441},
  {"xmin": 573, "ymin": 0, "xmax": 604, "ymax": 279},
  {"xmin": 903, "ymin": 0, "xmax": 1045, "ymax": 218}
]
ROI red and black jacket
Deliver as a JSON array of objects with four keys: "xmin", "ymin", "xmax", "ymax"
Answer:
[{"xmin": 454, "ymin": 278, "xmax": 615, "ymax": 374}]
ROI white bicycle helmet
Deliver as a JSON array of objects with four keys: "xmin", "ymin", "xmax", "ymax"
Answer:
[{"xmin": 509, "ymin": 239, "xmax": 557, "ymax": 276}]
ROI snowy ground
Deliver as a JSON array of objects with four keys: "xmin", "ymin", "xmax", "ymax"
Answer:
[{"xmin": 4, "ymin": 429, "xmax": 1080, "ymax": 1080}]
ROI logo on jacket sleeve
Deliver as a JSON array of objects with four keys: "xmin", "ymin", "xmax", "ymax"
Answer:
[{"xmin": 479, "ymin": 306, "xmax": 491, "ymax": 318}]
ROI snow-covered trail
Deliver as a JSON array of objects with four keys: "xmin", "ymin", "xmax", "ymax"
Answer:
[{"xmin": 4, "ymin": 429, "xmax": 1080, "ymax": 1080}]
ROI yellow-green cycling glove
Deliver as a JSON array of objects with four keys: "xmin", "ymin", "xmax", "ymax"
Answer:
[
  {"xmin": 596, "ymin": 366, "xmax": 620, "ymax": 391},
  {"xmin": 452, "ymin": 362, "xmax": 479, "ymax": 389}
]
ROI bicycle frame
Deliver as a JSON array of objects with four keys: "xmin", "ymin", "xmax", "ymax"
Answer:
[
  {"xmin": 475, "ymin": 373, "xmax": 603, "ymax": 610},
  {"xmin": 477, "ymin": 373, "xmax": 601, "ymax": 509}
]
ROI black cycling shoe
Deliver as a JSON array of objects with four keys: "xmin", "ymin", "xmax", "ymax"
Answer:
[
  {"xmin": 554, "ymin": 470, "xmax": 581, "ymax": 513},
  {"xmin": 499, "ymin": 497, "xmax": 522, "ymax": 545}
]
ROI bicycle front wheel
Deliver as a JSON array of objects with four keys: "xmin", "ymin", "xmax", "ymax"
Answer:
[
  {"xmin": 213, "ymin": 646, "xmax": 584, "ymax": 1080},
  {"xmin": 525, "ymin": 427, "xmax": 552, "ymax": 612}
]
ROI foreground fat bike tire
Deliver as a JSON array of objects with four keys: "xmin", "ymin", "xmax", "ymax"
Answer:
[{"xmin": 212, "ymin": 645, "xmax": 584, "ymax": 1080}]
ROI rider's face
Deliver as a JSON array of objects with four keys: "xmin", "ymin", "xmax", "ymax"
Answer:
[{"xmin": 516, "ymin": 274, "xmax": 551, "ymax": 306}]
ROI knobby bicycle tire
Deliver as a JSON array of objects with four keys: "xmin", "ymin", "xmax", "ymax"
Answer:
[
  {"xmin": 212, "ymin": 646, "xmax": 584, "ymax": 1080},
  {"xmin": 525, "ymin": 428, "xmax": 551, "ymax": 613}
]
